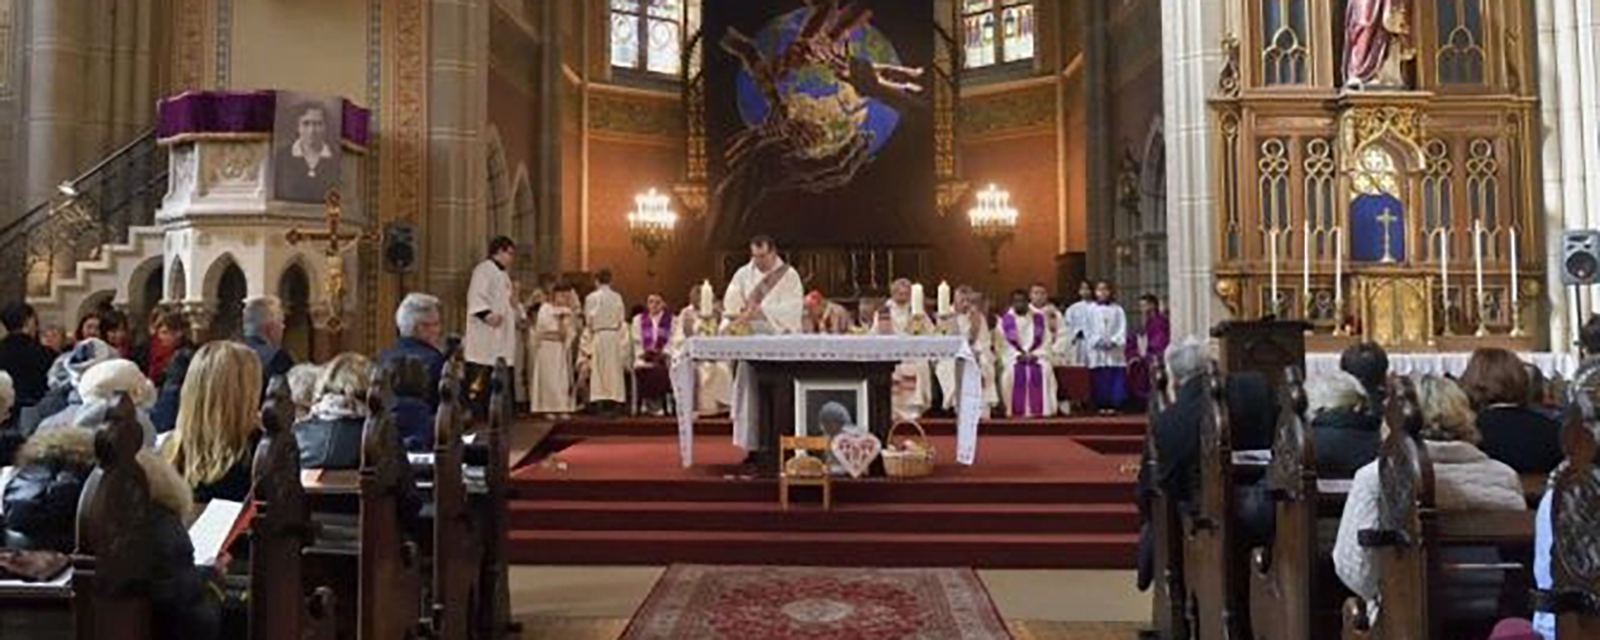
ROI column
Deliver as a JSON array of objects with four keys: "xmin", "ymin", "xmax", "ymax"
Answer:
[
  {"xmin": 425, "ymin": 0, "xmax": 490, "ymax": 331},
  {"xmin": 1161, "ymin": 0, "xmax": 1230, "ymax": 340},
  {"xmin": 1536, "ymin": 0, "xmax": 1600, "ymax": 352}
]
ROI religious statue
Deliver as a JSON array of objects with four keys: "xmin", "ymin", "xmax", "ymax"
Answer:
[{"xmin": 1343, "ymin": 0, "xmax": 1415, "ymax": 90}]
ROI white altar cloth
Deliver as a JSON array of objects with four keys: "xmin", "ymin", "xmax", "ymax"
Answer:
[
  {"xmin": 669, "ymin": 335, "xmax": 982, "ymax": 468},
  {"xmin": 1306, "ymin": 351, "xmax": 1578, "ymax": 380}
]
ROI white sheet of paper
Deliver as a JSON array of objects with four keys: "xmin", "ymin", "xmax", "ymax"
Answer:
[
  {"xmin": 407, "ymin": 452, "xmax": 435, "ymax": 466},
  {"xmin": 189, "ymin": 499, "xmax": 244, "ymax": 567}
]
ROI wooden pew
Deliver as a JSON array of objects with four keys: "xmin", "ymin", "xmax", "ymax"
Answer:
[
  {"xmin": 1247, "ymin": 367, "xmax": 1349, "ymax": 640},
  {"xmin": 1181, "ymin": 362, "xmax": 1246, "ymax": 640},
  {"xmin": 425, "ymin": 349, "xmax": 477, "ymax": 639},
  {"xmin": 1536, "ymin": 406, "xmax": 1600, "ymax": 638},
  {"xmin": 1141, "ymin": 362, "xmax": 1188, "ymax": 640},
  {"xmin": 474, "ymin": 358, "xmax": 518, "ymax": 638},
  {"xmin": 249, "ymin": 375, "xmax": 337, "ymax": 640},
  {"xmin": 358, "ymin": 370, "xmax": 425, "ymax": 639},
  {"xmin": 72, "ymin": 395, "xmax": 155, "ymax": 640},
  {"xmin": 1342, "ymin": 377, "xmax": 1536, "ymax": 639}
]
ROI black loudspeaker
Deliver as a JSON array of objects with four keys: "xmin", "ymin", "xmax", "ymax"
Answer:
[
  {"xmin": 1562, "ymin": 230, "xmax": 1600, "ymax": 286},
  {"xmin": 384, "ymin": 222, "xmax": 417, "ymax": 274}
]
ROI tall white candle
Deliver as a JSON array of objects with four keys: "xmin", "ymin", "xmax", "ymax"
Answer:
[
  {"xmin": 937, "ymin": 280, "xmax": 952, "ymax": 316},
  {"xmin": 698, "ymin": 280, "xmax": 714, "ymax": 317},
  {"xmin": 911, "ymin": 283, "xmax": 925, "ymax": 316},
  {"xmin": 1269, "ymin": 229, "xmax": 1280, "ymax": 314},
  {"xmin": 1302, "ymin": 226, "xmax": 1312, "ymax": 315},
  {"xmin": 1510, "ymin": 226, "xmax": 1520, "ymax": 307},
  {"xmin": 1440, "ymin": 232, "xmax": 1449, "ymax": 308},
  {"xmin": 1334, "ymin": 228, "xmax": 1343, "ymax": 306},
  {"xmin": 1473, "ymin": 220, "xmax": 1486, "ymax": 310}
]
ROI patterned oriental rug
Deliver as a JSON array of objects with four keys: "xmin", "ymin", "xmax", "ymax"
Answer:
[{"xmin": 620, "ymin": 565, "xmax": 1013, "ymax": 639}]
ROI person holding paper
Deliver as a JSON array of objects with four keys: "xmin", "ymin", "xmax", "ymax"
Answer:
[{"xmin": 161, "ymin": 341, "xmax": 263, "ymax": 503}]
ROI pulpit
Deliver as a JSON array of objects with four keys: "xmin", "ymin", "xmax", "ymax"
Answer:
[{"xmin": 1211, "ymin": 320, "xmax": 1311, "ymax": 389}]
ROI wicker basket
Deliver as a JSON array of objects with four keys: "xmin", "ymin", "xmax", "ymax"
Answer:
[{"xmin": 881, "ymin": 421, "xmax": 935, "ymax": 478}]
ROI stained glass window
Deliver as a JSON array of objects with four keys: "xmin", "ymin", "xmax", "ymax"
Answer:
[
  {"xmin": 964, "ymin": 0, "xmax": 1033, "ymax": 69},
  {"xmin": 611, "ymin": 0, "xmax": 692, "ymax": 77}
]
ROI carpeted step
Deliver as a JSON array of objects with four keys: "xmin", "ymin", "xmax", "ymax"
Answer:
[
  {"xmin": 548, "ymin": 416, "xmax": 1148, "ymax": 439},
  {"xmin": 508, "ymin": 529, "xmax": 1139, "ymax": 569},
  {"xmin": 512, "ymin": 477, "xmax": 1135, "ymax": 504},
  {"xmin": 510, "ymin": 500, "xmax": 1138, "ymax": 534}
]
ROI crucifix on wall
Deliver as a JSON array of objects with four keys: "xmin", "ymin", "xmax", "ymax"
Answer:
[{"xmin": 285, "ymin": 189, "xmax": 375, "ymax": 333}]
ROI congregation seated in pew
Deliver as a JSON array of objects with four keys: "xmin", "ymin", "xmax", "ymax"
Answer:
[
  {"xmin": 1306, "ymin": 368, "xmax": 1382, "ymax": 478},
  {"xmin": 1334, "ymin": 374, "xmax": 1529, "ymax": 628},
  {"xmin": 1462, "ymin": 347, "xmax": 1567, "ymax": 474},
  {"xmin": 161, "ymin": 341, "xmax": 264, "ymax": 503}
]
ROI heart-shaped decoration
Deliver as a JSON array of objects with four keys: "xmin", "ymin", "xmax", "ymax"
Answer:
[{"xmin": 830, "ymin": 429, "xmax": 882, "ymax": 479}]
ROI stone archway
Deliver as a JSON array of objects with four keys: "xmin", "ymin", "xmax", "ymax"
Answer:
[
  {"xmin": 278, "ymin": 260, "xmax": 315, "ymax": 363},
  {"xmin": 486, "ymin": 126, "xmax": 514, "ymax": 241}
]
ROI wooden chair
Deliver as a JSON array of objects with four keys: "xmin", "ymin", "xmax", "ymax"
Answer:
[
  {"xmin": 72, "ymin": 394, "xmax": 154, "ymax": 640},
  {"xmin": 1141, "ymin": 362, "xmax": 1188, "ymax": 640},
  {"xmin": 357, "ymin": 370, "xmax": 424, "ymax": 640},
  {"xmin": 1180, "ymin": 362, "xmax": 1246, "ymax": 640},
  {"xmin": 779, "ymin": 435, "xmax": 833, "ymax": 510},
  {"xmin": 249, "ymin": 375, "xmax": 337, "ymax": 640},
  {"xmin": 1342, "ymin": 377, "xmax": 1536, "ymax": 640},
  {"xmin": 1535, "ymin": 405, "xmax": 1600, "ymax": 639}
]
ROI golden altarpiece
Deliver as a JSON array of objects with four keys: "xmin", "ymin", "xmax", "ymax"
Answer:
[{"xmin": 1210, "ymin": 0, "xmax": 1542, "ymax": 351}]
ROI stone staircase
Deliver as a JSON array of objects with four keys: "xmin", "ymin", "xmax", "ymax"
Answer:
[{"xmin": 26, "ymin": 225, "xmax": 165, "ymax": 323}]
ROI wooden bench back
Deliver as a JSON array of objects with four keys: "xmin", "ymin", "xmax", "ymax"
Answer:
[
  {"xmin": 250, "ymin": 375, "xmax": 336, "ymax": 640},
  {"xmin": 72, "ymin": 394, "xmax": 154, "ymax": 640},
  {"xmin": 1143, "ymin": 361, "xmax": 1188, "ymax": 640},
  {"xmin": 1543, "ymin": 406, "xmax": 1600, "ymax": 639},
  {"xmin": 475, "ymin": 358, "xmax": 518, "ymax": 638},
  {"xmin": 1249, "ymin": 366, "xmax": 1332, "ymax": 640},
  {"xmin": 358, "ymin": 369, "xmax": 423, "ymax": 639},
  {"xmin": 1182, "ymin": 362, "xmax": 1244, "ymax": 640},
  {"xmin": 428, "ymin": 345, "xmax": 476, "ymax": 640}
]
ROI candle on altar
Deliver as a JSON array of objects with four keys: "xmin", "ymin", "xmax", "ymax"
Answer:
[
  {"xmin": 1473, "ymin": 220, "xmax": 1486, "ymax": 309},
  {"xmin": 937, "ymin": 281, "xmax": 952, "ymax": 316},
  {"xmin": 698, "ymin": 280, "xmax": 714, "ymax": 317},
  {"xmin": 1302, "ymin": 225, "xmax": 1312, "ymax": 314},
  {"xmin": 1269, "ymin": 229, "xmax": 1280, "ymax": 314},
  {"xmin": 1510, "ymin": 226, "xmax": 1520, "ymax": 307},
  {"xmin": 911, "ymin": 283, "xmax": 926, "ymax": 316},
  {"xmin": 1440, "ymin": 232, "xmax": 1449, "ymax": 308},
  {"xmin": 1334, "ymin": 228, "xmax": 1343, "ymax": 306}
]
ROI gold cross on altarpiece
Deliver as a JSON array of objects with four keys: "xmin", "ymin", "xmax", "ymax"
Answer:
[
  {"xmin": 1375, "ymin": 207, "xmax": 1399, "ymax": 263},
  {"xmin": 285, "ymin": 189, "xmax": 376, "ymax": 333}
]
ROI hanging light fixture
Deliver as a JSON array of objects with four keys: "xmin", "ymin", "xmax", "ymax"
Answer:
[
  {"xmin": 626, "ymin": 188, "xmax": 677, "ymax": 277},
  {"xmin": 967, "ymin": 184, "xmax": 1019, "ymax": 273}
]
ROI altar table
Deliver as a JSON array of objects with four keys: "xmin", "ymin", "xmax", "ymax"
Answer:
[{"xmin": 669, "ymin": 335, "xmax": 982, "ymax": 468}]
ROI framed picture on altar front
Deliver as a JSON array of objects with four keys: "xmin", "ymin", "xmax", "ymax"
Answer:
[{"xmin": 794, "ymin": 379, "xmax": 869, "ymax": 438}]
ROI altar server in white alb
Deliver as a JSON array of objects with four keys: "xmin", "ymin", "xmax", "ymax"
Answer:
[
  {"xmin": 883, "ymin": 278, "xmax": 932, "ymax": 420},
  {"xmin": 463, "ymin": 235, "xmax": 526, "ymax": 419},
  {"xmin": 671, "ymin": 283, "xmax": 731, "ymax": 416},
  {"xmin": 1083, "ymin": 280, "xmax": 1129, "ymax": 415},
  {"xmin": 997, "ymin": 289, "xmax": 1057, "ymax": 418},
  {"xmin": 722, "ymin": 235, "xmax": 804, "ymax": 335},
  {"xmin": 937, "ymin": 286, "xmax": 997, "ymax": 416},
  {"xmin": 584, "ymin": 269, "xmax": 629, "ymax": 412},
  {"xmin": 528, "ymin": 281, "xmax": 578, "ymax": 415}
]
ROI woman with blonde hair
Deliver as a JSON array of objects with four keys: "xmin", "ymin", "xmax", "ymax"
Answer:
[
  {"xmin": 160, "ymin": 341, "xmax": 262, "ymax": 502},
  {"xmin": 294, "ymin": 352, "xmax": 374, "ymax": 469}
]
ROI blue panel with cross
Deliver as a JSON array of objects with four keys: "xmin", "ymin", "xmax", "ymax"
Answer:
[{"xmin": 1349, "ymin": 193, "xmax": 1406, "ymax": 263}]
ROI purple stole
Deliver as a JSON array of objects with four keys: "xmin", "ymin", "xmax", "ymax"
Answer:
[
  {"xmin": 639, "ymin": 313, "xmax": 672, "ymax": 354},
  {"xmin": 1002, "ymin": 311, "xmax": 1046, "ymax": 416}
]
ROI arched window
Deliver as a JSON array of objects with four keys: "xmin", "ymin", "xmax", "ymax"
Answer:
[
  {"xmin": 1260, "ymin": 0, "xmax": 1309, "ymax": 85},
  {"xmin": 962, "ymin": 0, "xmax": 1034, "ymax": 69},
  {"xmin": 1436, "ymin": 0, "xmax": 1485, "ymax": 84},
  {"xmin": 611, "ymin": 0, "xmax": 698, "ymax": 76}
]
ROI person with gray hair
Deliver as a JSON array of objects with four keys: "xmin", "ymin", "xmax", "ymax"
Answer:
[
  {"xmin": 1305, "ymin": 369, "xmax": 1381, "ymax": 478},
  {"xmin": 1163, "ymin": 336, "xmax": 1212, "ymax": 387},
  {"xmin": 376, "ymin": 292, "xmax": 447, "ymax": 409},
  {"xmin": 242, "ymin": 295, "xmax": 295, "ymax": 390}
]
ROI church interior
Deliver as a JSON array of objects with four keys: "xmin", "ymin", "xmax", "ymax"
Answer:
[{"xmin": 1, "ymin": 0, "xmax": 1598, "ymax": 639}]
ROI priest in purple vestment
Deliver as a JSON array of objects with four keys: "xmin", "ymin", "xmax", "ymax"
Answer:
[
  {"xmin": 1344, "ymin": 0, "xmax": 1414, "ymax": 89},
  {"xmin": 630, "ymin": 293, "xmax": 674, "ymax": 415},
  {"xmin": 1125, "ymin": 294, "xmax": 1171, "ymax": 407}
]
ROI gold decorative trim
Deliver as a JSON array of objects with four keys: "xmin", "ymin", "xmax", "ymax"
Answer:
[
  {"xmin": 1217, "ymin": 34, "xmax": 1241, "ymax": 99},
  {"xmin": 381, "ymin": 0, "xmax": 427, "ymax": 226},
  {"xmin": 1339, "ymin": 105, "xmax": 1427, "ymax": 171}
]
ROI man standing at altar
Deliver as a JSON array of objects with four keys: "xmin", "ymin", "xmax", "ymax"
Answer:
[
  {"xmin": 999, "ymin": 289, "xmax": 1057, "ymax": 418},
  {"xmin": 938, "ymin": 286, "xmax": 997, "ymax": 416},
  {"xmin": 671, "ymin": 284, "xmax": 731, "ymax": 416},
  {"xmin": 584, "ymin": 269, "xmax": 629, "ymax": 414},
  {"xmin": 722, "ymin": 235, "xmax": 804, "ymax": 335},
  {"xmin": 1059, "ymin": 281, "xmax": 1096, "ymax": 413},
  {"xmin": 464, "ymin": 236, "xmax": 525, "ymax": 420},
  {"xmin": 802, "ymin": 290, "xmax": 854, "ymax": 334},
  {"xmin": 631, "ymin": 293, "xmax": 674, "ymax": 416},
  {"xmin": 1084, "ymin": 281, "xmax": 1129, "ymax": 415},
  {"xmin": 883, "ymin": 278, "xmax": 932, "ymax": 420}
]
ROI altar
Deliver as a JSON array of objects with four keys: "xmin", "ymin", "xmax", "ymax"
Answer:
[{"xmin": 669, "ymin": 335, "xmax": 982, "ymax": 468}]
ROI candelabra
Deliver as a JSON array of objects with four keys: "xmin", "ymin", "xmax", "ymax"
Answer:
[
  {"xmin": 626, "ymin": 188, "xmax": 677, "ymax": 277},
  {"xmin": 968, "ymin": 184, "xmax": 1019, "ymax": 273}
]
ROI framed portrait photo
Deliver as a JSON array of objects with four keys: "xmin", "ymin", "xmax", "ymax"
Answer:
[
  {"xmin": 793, "ymin": 378, "xmax": 869, "ymax": 438},
  {"xmin": 273, "ymin": 92, "xmax": 344, "ymax": 204}
]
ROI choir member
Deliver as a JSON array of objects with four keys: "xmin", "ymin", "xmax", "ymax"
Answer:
[
  {"xmin": 1084, "ymin": 281, "xmax": 1129, "ymax": 415},
  {"xmin": 1058, "ymin": 281, "xmax": 1095, "ymax": 413},
  {"xmin": 584, "ymin": 269, "xmax": 629, "ymax": 413},
  {"xmin": 998, "ymin": 289, "xmax": 1057, "ymax": 418},
  {"xmin": 529, "ymin": 282, "xmax": 578, "ymax": 415}
]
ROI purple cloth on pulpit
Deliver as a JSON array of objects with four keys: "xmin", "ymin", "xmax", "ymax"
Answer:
[{"xmin": 157, "ymin": 91, "xmax": 371, "ymax": 147}]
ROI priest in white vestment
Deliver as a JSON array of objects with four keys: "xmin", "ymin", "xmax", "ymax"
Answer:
[
  {"xmin": 584, "ymin": 269, "xmax": 629, "ymax": 410},
  {"xmin": 670, "ymin": 286, "xmax": 731, "ymax": 417},
  {"xmin": 1058, "ymin": 281, "xmax": 1096, "ymax": 413},
  {"xmin": 883, "ymin": 278, "xmax": 932, "ymax": 420},
  {"xmin": 1083, "ymin": 281, "xmax": 1129, "ymax": 415},
  {"xmin": 1029, "ymin": 283, "xmax": 1064, "ymax": 359},
  {"xmin": 937, "ymin": 286, "xmax": 997, "ymax": 416},
  {"xmin": 721, "ymin": 235, "xmax": 804, "ymax": 335},
  {"xmin": 631, "ymin": 293, "xmax": 675, "ymax": 415},
  {"xmin": 463, "ymin": 236, "xmax": 525, "ymax": 419},
  {"xmin": 998, "ymin": 289, "xmax": 1057, "ymax": 418},
  {"xmin": 528, "ymin": 283, "xmax": 577, "ymax": 414}
]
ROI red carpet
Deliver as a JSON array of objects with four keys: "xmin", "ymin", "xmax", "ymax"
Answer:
[
  {"xmin": 510, "ymin": 416, "xmax": 1143, "ymax": 568},
  {"xmin": 619, "ymin": 565, "xmax": 1010, "ymax": 640}
]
